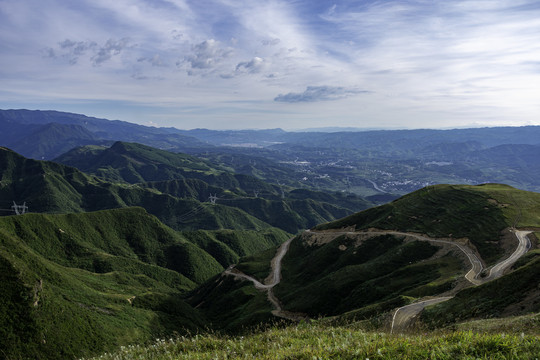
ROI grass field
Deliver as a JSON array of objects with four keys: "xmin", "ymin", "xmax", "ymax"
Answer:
[{"xmin": 83, "ymin": 320, "xmax": 540, "ymax": 360}]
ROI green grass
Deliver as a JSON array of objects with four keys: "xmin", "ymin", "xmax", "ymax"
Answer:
[
  {"xmin": 451, "ymin": 312, "xmax": 540, "ymax": 334},
  {"xmin": 234, "ymin": 246, "xmax": 279, "ymax": 282},
  {"xmin": 421, "ymin": 253, "xmax": 540, "ymax": 327},
  {"xmin": 82, "ymin": 322, "xmax": 540, "ymax": 360},
  {"xmin": 274, "ymin": 234, "xmax": 454, "ymax": 317},
  {"xmin": 315, "ymin": 184, "xmax": 540, "ymax": 264}
]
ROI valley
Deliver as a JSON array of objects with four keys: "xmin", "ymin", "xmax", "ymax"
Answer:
[{"xmin": 0, "ymin": 110, "xmax": 539, "ymax": 359}]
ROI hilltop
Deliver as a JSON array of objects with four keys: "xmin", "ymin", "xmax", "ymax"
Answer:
[{"xmin": 52, "ymin": 142, "xmax": 372, "ymax": 232}]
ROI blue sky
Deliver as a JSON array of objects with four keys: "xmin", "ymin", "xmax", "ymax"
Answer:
[{"xmin": 1, "ymin": 0, "xmax": 540, "ymax": 130}]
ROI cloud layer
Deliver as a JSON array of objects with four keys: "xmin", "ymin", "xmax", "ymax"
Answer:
[
  {"xmin": 275, "ymin": 86, "xmax": 368, "ymax": 103},
  {"xmin": 1, "ymin": 0, "xmax": 540, "ymax": 129}
]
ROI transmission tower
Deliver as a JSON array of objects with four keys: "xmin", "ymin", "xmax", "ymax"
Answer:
[
  {"xmin": 277, "ymin": 181, "xmax": 285, "ymax": 199},
  {"xmin": 208, "ymin": 194, "xmax": 218, "ymax": 205},
  {"xmin": 11, "ymin": 201, "xmax": 28, "ymax": 215}
]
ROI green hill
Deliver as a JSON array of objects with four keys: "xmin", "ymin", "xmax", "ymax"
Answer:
[
  {"xmin": 194, "ymin": 184, "xmax": 540, "ymax": 330},
  {"xmin": 0, "ymin": 208, "xmax": 215, "ymax": 359},
  {"xmin": 314, "ymin": 183, "xmax": 540, "ymax": 263},
  {"xmin": 54, "ymin": 142, "xmax": 373, "ymax": 232},
  {"xmin": 0, "ymin": 146, "xmax": 280, "ymax": 233},
  {"xmin": 55, "ymin": 142, "xmax": 275, "ymax": 191}
]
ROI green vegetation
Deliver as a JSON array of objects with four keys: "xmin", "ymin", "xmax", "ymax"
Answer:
[
  {"xmin": 315, "ymin": 184, "xmax": 540, "ymax": 264},
  {"xmin": 0, "ymin": 207, "xmax": 288, "ymax": 359},
  {"xmin": 422, "ymin": 250, "xmax": 540, "ymax": 327},
  {"xmin": 234, "ymin": 246, "xmax": 278, "ymax": 282},
  {"xmin": 183, "ymin": 229, "xmax": 287, "ymax": 268},
  {"xmin": 1, "ymin": 145, "xmax": 371, "ymax": 235},
  {"xmin": 274, "ymin": 233, "xmax": 459, "ymax": 317},
  {"xmin": 82, "ymin": 322, "xmax": 540, "ymax": 360},
  {"xmin": 187, "ymin": 275, "xmax": 274, "ymax": 331},
  {"xmin": 0, "ymin": 209, "xmax": 213, "ymax": 359}
]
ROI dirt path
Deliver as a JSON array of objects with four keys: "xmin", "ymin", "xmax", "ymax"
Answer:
[
  {"xmin": 390, "ymin": 229, "xmax": 532, "ymax": 333},
  {"xmin": 225, "ymin": 227, "xmax": 531, "ymax": 328},
  {"xmin": 224, "ymin": 236, "xmax": 308, "ymax": 321},
  {"xmin": 391, "ymin": 297, "xmax": 452, "ymax": 332}
]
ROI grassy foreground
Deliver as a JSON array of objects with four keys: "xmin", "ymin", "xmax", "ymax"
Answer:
[{"xmin": 84, "ymin": 323, "xmax": 540, "ymax": 360}]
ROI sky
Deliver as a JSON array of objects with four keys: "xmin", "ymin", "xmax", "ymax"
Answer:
[{"xmin": 1, "ymin": 0, "xmax": 540, "ymax": 130}]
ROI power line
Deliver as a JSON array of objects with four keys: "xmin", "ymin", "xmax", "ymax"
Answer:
[{"xmin": 11, "ymin": 201, "xmax": 28, "ymax": 215}]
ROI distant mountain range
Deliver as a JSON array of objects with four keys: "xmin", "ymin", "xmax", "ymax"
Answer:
[
  {"xmin": 3, "ymin": 108, "xmax": 540, "ymax": 196},
  {"xmin": 3, "ymin": 108, "xmax": 540, "ymax": 158},
  {"xmin": 1, "ymin": 109, "xmax": 540, "ymax": 359},
  {"xmin": 0, "ymin": 109, "xmax": 207, "ymax": 159}
]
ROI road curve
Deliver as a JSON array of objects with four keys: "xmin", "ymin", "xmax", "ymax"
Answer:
[
  {"xmin": 225, "ymin": 228, "xmax": 532, "ymax": 328},
  {"xmin": 224, "ymin": 236, "xmax": 307, "ymax": 321},
  {"xmin": 390, "ymin": 229, "xmax": 532, "ymax": 333},
  {"xmin": 391, "ymin": 297, "xmax": 452, "ymax": 333},
  {"xmin": 483, "ymin": 230, "xmax": 531, "ymax": 281},
  {"xmin": 309, "ymin": 229, "xmax": 485, "ymax": 285}
]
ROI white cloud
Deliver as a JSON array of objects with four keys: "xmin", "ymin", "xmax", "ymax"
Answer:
[
  {"xmin": 182, "ymin": 39, "xmax": 233, "ymax": 72},
  {"xmin": 274, "ymin": 86, "xmax": 368, "ymax": 103},
  {"xmin": 1, "ymin": 0, "xmax": 540, "ymax": 129}
]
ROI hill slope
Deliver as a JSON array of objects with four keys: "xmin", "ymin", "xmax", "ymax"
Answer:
[
  {"xmin": 0, "ymin": 109, "xmax": 207, "ymax": 159},
  {"xmin": 193, "ymin": 184, "xmax": 540, "ymax": 330},
  {"xmin": 0, "ymin": 208, "xmax": 214, "ymax": 359},
  {"xmin": 0, "ymin": 146, "xmax": 278, "ymax": 232},
  {"xmin": 53, "ymin": 142, "xmax": 373, "ymax": 232}
]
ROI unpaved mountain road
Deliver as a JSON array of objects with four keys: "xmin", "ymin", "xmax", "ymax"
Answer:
[
  {"xmin": 391, "ymin": 297, "xmax": 453, "ymax": 332},
  {"xmin": 390, "ymin": 230, "xmax": 532, "ymax": 333},
  {"xmin": 225, "ymin": 227, "xmax": 532, "ymax": 327},
  {"xmin": 224, "ymin": 236, "xmax": 308, "ymax": 321},
  {"xmin": 483, "ymin": 230, "xmax": 531, "ymax": 281}
]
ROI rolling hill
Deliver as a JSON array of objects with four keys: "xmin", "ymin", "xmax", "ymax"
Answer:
[
  {"xmin": 0, "ymin": 109, "xmax": 207, "ymax": 159},
  {"xmin": 2, "ymin": 182, "xmax": 539, "ymax": 358},
  {"xmin": 52, "ymin": 142, "xmax": 373, "ymax": 232},
  {"xmin": 193, "ymin": 184, "xmax": 540, "ymax": 331},
  {"xmin": 0, "ymin": 208, "xmax": 212, "ymax": 359}
]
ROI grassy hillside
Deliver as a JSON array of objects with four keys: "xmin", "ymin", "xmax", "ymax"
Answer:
[
  {"xmin": 183, "ymin": 228, "xmax": 288, "ymax": 268},
  {"xmin": 195, "ymin": 184, "xmax": 540, "ymax": 333},
  {"xmin": 0, "ymin": 208, "xmax": 218, "ymax": 359},
  {"xmin": 315, "ymin": 184, "xmax": 540, "ymax": 264},
  {"xmin": 0, "ymin": 146, "xmax": 285, "ymax": 233},
  {"xmin": 274, "ymin": 233, "xmax": 461, "ymax": 318},
  {"xmin": 82, "ymin": 321, "xmax": 540, "ymax": 360}
]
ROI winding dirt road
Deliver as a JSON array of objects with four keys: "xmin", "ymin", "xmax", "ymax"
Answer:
[
  {"xmin": 390, "ymin": 229, "xmax": 532, "ymax": 333},
  {"xmin": 224, "ymin": 236, "xmax": 308, "ymax": 321},
  {"xmin": 224, "ymin": 226, "xmax": 532, "ymax": 328}
]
